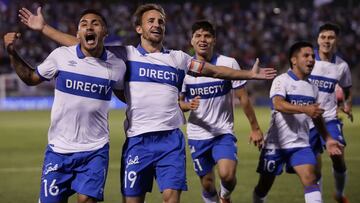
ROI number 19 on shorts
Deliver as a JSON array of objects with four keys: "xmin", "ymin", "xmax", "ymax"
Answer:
[{"xmin": 124, "ymin": 170, "xmax": 137, "ymax": 188}]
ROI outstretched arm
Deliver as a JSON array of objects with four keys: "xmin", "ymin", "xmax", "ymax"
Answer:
[
  {"xmin": 188, "ymin": 58, "xmax": 277, "ymax": 80},
  {"xmin": 234, "ymin": 87, "xmax": 263, "ymax": 149},
  {"xmin": 179, "ymin": 94, "xmax": 200, "ymax": 112},
  {"xmin": 3, "ymin": 32, "xmax": 42, "ymax": 86},
  {"xmin": 19, "ymin": 7, "xmax": 78, "ymax": 46}
]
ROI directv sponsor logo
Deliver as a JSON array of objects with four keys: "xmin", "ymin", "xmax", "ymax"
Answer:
[
  {"xmin": 139, "ymin": 67, "xmax": 179, "ymax": 82},
  {"xmin": 286, "ymin": 94, "xmax": 315, "ymax": 106},
  {"xmin": 185, "ymin": 81, "xmax": 231, "ymax": 99},
  {"xmin": 126, "ymin": 61, "xmax": 185, "ymax": 90},
  {"xmin": 65, "ymin": 79, "xmax": 112, "ymax": 95},
  {"xmin": 56, "ymin": 70, "xmax": 114, "ymax": 100},
  {"xmin": 308, "ymin": 75, "xmax": 337, "ymax": 93}
]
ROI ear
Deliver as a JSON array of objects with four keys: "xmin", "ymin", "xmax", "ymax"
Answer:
[
  {"xmin": 135, "ymin": 25, "xmax": 142, "ymax": 35},
  {"xmin": 76, "ymin": 31, "xmax": 80, "ymax": 40},
  {"xmin": 190, "ymin": 35, "xmax": 195, "ymax": 47}
]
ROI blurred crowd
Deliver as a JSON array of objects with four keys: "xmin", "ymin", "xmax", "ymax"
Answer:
[{"xmin": 0, "ymin": 0, "xmax": 359, "ymax": 97}]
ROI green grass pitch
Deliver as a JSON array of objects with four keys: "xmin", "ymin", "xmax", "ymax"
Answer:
[{"xmin": 0, "ymin": 107, "xmax": 359, "ymax": 202}]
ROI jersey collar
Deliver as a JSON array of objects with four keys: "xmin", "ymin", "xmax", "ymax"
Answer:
[
  {"xmin": 136, "ymin": 44, "xmax": 170, "ymax": 55},
  {"xmin": 287, "ymin": 70, "xmax": 300, "ymax": 81},
  {"xmin": 76, "ymin": 44, "xmax": 107, "ymax": 61},
  {"xmin": 194, "ymin": 54, "xmax": 218, "ymax": 65},
  {"xmin": 314, "ymin": 49, "xmax": 336, "ymax": 63}
]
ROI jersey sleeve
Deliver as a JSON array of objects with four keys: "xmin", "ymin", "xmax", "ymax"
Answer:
[
  {"xmin": 270, "ymin": 76, "xmax": 286, "ymax": 99},
  {"xmin": 113, "ymin": 60, "xmax": 126, "ymax": 91},
  {"xmin": 175, "ymin": 51, "xmax": 192, "ymax": 73},
  {"xmin": 36, "ymin": 48, "xmax": 61, "ymax": 81},
  {"xmin": 231, "ymin": 58, "xmax": 247, "ymax": 89},
  {"xmin": 339, "ymin": 62, "xmax": 352, "ymax": 89}
]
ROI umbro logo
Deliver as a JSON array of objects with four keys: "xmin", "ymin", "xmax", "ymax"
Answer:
[{"xmin": 68, "ymin": 60, "xmax": 77, "ymax": 67}]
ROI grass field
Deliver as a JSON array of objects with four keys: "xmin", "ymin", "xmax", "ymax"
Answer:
[{"xmin": 0, "ymin": 107, "xmax": 359, "ymax": 203}]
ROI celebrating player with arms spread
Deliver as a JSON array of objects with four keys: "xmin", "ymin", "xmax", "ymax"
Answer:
[
  {"xmin": 252, "ymin": 42, "xmax": 343, "ymax": 203},
  {"xmin": 18, "ymin": 4, "xmax": 276, "ymax": 203},
  {"xmin": 4, "ymin": 10, "xmax": 126, "ymax": 203}
]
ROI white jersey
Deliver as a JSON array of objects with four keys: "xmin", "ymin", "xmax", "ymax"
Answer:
[
  {"xmin": 123, "ymin": 45, "xmax": 191, "ymax": 137},
  {"xmin": 36, "ymin": 45, "xmax": 126, "ymax": 153},
  {"xmin": 181, "ymin": 54, "xmax": 246, "ymax": 140},
  {"xmin": 265, "ymin": 70, "xmax": 319, "ymax": 149},
  {"xmin": 309, "ymin": 50, "xmax": 352, "ymax": 123}
]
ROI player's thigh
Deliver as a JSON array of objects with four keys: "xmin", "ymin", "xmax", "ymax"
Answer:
[
  {"xmin": 72, "ymin": 144, "xmax": 109, "ymax": 201},
  {"xmin": 155, "ymin": 129, "xmax": 187, "ymax": 192},
  {"xmin": 288, "ymin": 147, "xmax": 317, "ymax": 186},
  {"xmin": 188, "ymin": 138, "xmax": 216, "ymax": 177},
  {"xmin": 293, "ymin": 164, "xmax": 317, "ymax": 186},
  {"xmin": 39, "ymin": 147, "xmax": 75, "ymax": 203},
  {"xmin": 121, "ymin": 136, "xmax": 155, "ymax": 197},
  {"xmin": 217, "ymin": 159, "xmax": 237, "ymax": 181},
  {"xmin": 256, "ymin": 149, "xmax": 284, "ymax": 176}
]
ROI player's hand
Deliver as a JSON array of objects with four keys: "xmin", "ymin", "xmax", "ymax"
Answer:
[
  {"xmin": 3, "ymin": 32, "xmax": 21, "ymax": 55},
  {"xmin": 251, "ymin": 58, "xmax": 277, "ymax": 80},
  {"xmin": 304, "ymin": 103, "xmax": 324, "ymax": 118},
  {"xmin": 19, "ymin": 7, "xmax": 46, "ymax": 31},
  {"xmin": 189, "ymin": 96, "xmax": 201, "ymax": 110},
  {"xmin": 340, "ymin": 105, "xmax": 353, "ymax": 122},
  {"xmin": 325, "ymin": 138, "xmax": 344, "ymax": 156},
  {"xmin": 249, "ymin": 128, "xmax": 264, "ymax": 150}
]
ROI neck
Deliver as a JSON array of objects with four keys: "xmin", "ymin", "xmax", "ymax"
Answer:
[
  {"xmin": 141, "ymin": 38, "xmax": 163, "ymax": 53},
  {"xmin": 292, "ymin": 68, "xmax": 307, "ymax": 80},
  {"xmin": 319, "ymin": 50, "xmax": 334, "ymax": 62},
  {"xmin": 196, "ymin": 52, "xmax": 213, "ymax": 62},
  {"xmin": 81, "ymin": 44, "xmax": 104, "ymax": 58}
]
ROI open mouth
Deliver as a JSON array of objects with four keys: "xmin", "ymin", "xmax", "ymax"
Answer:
[
  {"xmin": 85, "ymin": 33, "xmax": 96, "ymax": 45},
  {"xmin": 150, "ymin": 29, "xmax": 163, "ymax": 36}
]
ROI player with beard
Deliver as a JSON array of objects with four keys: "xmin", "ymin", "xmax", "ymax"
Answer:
[{"xmin": 4, "ymin": 10, "xmax": 126, "ymax": 203}]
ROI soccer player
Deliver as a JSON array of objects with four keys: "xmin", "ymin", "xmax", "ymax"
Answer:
[
  {"xmin": 4, "ymin": 10, "xmax": 126, "ymax": 203},
  {"xmin": 18, "ymin": 4, "xmax": 276, "ymax": 203},
  {"xmin": 308, "ymin": 23, "xmax": 353, "ymax": 203},
  {"xmin": 252, "ymin": 42, "xmax": 343, "ymax": 203},
  {"xmin": 179, "ymin": 20, "xmax": 263, "ymax": 203}
]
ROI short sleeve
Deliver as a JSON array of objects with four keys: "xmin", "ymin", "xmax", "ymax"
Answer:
[
  {"xmin": 270, "ymin": 76, "xmax": 286, "ymax": 99},
  {"xmin": 174, "ymin": 51, "xmax": 192, "ymax": 73},
  {"xmin": 36, "ymin": 48, "xmax": 61, "ymax": 80},
  {"xmin": 338, "ymin": 62, "xmax": 352, "ymax": 89}
]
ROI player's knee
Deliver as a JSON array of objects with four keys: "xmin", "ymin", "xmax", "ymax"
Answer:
[
  {"xmin": 162, "ymin": 189, "xmax": 180, "ymax": 203},
  {"xmin": 219, "ymin": 169, "xmax": 236, "ymax": 183},
  {"xmin": 301, "ymin": 172, "xmax": 317, "ymax": 186},
  {"xmin": 77, "ymin": 194, "xmax": 97, "ymax": 203}
]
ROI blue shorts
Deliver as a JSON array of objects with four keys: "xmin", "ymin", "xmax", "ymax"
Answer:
[
  {"xmin": 188, "ymin": 134, "xmax": 237, "ymax": 177},
  {"xmin": 39, "ymin": 144, "xmax": 109, "ymax": 203},
  {"xmin": 256, "ymin": 147, "xmax": 316, "ymax": 176},
  {"xmin": 309, "ymin": 119, "xmax": 345, "ymax": 155},
  {"xmin": 121, "ymin": 129, "xmax": 187, "ymax": 197}
]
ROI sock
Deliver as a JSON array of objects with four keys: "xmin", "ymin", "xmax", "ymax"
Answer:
[
  {"xmin": 219, "ymin": 182, "xmax": 232, "ymax": 199},
  {"xmin": 304, "ymin": 184, "xmax": 322, "ymax": 203},
  {"xmin": 201, "ymin": 190, "xmax": 218, "ymax": 203},
  {"xmin": 333, "ymin": 168, "xmax": 347, "ymax": 198},
  {"xmin": 253, "ymin": 190, "xmax": 266, "ymax": 203}
]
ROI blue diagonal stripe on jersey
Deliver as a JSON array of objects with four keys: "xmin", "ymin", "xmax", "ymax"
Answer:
[
  {"xmin": 185, "ymin": 81, "xmax": 232, "ymax": 99},
  {"xmin": 286, "ymin": 94, "xmax": 316, "ymax": 106},
  {"xmin": 55, "ymin": 70, "xmax": 115, "ymax": 101},
  {"xmin": 308, "ymin": 75, "xmax": 338, "ymax": 93},
  {"xmin": 125, "ymin": 61, "xmax": 185, "ymax": 90}
]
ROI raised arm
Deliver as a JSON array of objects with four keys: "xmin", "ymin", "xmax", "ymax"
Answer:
[
  {"xmin": 234, "ymin": 87, "xmax": 263, "ymax": 149},
  {"xmin": 3, "ymin": 32, "xmax": 42, "ymax": 86},
  {"xmin": 19, "ymin": 7, "xmax": 78, "ymax": 46},
  {"xmin": 188, "ymin": 58, "xmax": 277, "ymax": 80}
]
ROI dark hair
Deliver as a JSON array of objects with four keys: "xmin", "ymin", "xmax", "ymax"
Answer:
[
  {"xmin": 288, "ymin": 41, "xmax": 313, "ymax": 68},
  {"xmin": 191, "ymin": 20, "xmax": 216, "ymax": 37},
  {"xmin": 318, "ymin": 23, "xmax": 340, "ymax": 36},
  {"xmin": 78, "ymin": 9, "xmax": 108, "ymax": 27},
  {"xmin": 133, "ymin": 4, "xmax": 166, "ymax": 27}
]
